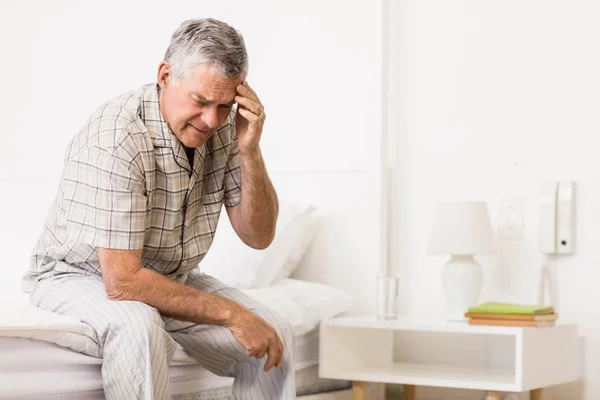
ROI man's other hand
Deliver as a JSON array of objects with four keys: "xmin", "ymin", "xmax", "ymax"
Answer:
[{"xmin": 226, "ymin": 308, "xmax": 284, "ymax": 372}]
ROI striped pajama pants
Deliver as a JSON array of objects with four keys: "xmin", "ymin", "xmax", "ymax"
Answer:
[{"xmin": 29, "ymin": 272, "xmax": 296, "ymax": 400}]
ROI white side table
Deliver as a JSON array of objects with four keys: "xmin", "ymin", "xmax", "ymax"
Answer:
[{"xmin": 319, "ymin": 316, "xmax": 578, "ymax": 399}]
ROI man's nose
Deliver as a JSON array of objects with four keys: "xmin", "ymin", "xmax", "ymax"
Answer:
[{"xmin": 201, "ymin": 106, "xmax": 219, "ymax": 129}]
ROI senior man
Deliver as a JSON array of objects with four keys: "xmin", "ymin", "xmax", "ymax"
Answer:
[{"xmin": 22, "ymin": 18, "xmax": 294, "ymax": 400}]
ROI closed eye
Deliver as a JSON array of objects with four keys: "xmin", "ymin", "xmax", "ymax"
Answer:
[{"xmin": 191, "ymin": 93, "xmax": 235, "ymax": 108}]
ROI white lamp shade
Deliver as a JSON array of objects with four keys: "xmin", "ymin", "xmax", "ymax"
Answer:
[{"xmin": 427, "ymin": 201, "xmax": 495, "ymax": 255}]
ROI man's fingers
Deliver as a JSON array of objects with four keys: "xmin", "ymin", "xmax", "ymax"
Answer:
[
  {"xmin": 256, "ymin": 348, "xmax": 267, "ymax": 359},
  {"xmin": 235, "ymin": 95, "xmax": 263, "ymax": 116},
  {"xmin": 246, "ymin": 348, "xmax": 259, "ymax": 357},
  {"xmin": 236, "ymin": 83, "xmax": 260, "ymax": 105},
  {"xmin": 247, "ymin": 343, "xmax": 269, "ymax": 358},
  {"xmin": 275, "ymin": 335, "xmax": 284, "ymax": 368},
  {"xmin": 236, "ymin": 83, "xmax": 254, "ymax": 98},
  {"xmin": 237, "ymin": 107, "xmax": 260, "ymax": 122},
  {"xmin": 268, "ymin": 335, "xmax": 283, "ymax": 370},
  {"xmin": 263, "ymin": 344, "xmax": 280, "ymax": 372},
  {"xmin": 242, "ymin": 81, "xmax": 259, "ymax": 99}
]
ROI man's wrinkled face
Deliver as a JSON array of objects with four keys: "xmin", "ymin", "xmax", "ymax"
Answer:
[{"xmin": 158, "ymin": 62, "xmax": 243, "ymax": 148}]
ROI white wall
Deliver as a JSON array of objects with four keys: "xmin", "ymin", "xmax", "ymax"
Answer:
[
  {"xmin": 0, "ymin": 0, "xmax": 384, "ymax": 314},
  {"xmin": 390, "ymin": 1, "xmax": 600, "ymax": 399}
]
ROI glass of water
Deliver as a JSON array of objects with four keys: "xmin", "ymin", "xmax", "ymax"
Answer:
[{"xmin": 376, "ymin": 275, "xmax": 398, "ymax": 320}]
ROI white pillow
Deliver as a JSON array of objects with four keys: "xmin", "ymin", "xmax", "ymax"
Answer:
[
  {"xmin": 242, "ymin": 279, "xmax": 354, "ymax": 336},
  {"xmin": 200, "ymin": 200, "xmax": 320, "ymax": 289},
  {"xmin": 255, "ymin": 204, "xmax": 321, "ymax": 287}
]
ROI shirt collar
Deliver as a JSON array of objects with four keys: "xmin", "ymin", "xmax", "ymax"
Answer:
[
  {"xmin": 140, "ymin": 83, "xmax": 173, "ymax": 148},
  {"xmin": 140, "ymin": 83, "xmax": 206, "ymax": 175}
]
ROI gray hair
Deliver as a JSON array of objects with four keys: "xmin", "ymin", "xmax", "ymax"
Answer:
[{"xmin": 164, "ymin": 18, "xmax": 248, "ymax": 81}]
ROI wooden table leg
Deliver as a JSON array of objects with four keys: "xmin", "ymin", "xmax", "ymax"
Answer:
[
  {"xmin": 531, "ymin": 388, "xmax": 543, "ymax": 400},
  {"xmin": 352, "ymin": 381, "xmax": 366, "ymax": 400},
  {"xmin": 404, "ymin": 384, "xmax": 416, "ymax": 400},
  {"xmin": 485, "ymin": 391, "xmax": 502, "ymax": 400}
]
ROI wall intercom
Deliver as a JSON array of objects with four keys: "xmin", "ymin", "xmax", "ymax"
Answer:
[
  {"xmin": 538, "ymin": 180, "xmax": 576, "ymax": 255},
  {"xmin": 537, "ymin": 180, "xmax": 575, "ymax": 306}
]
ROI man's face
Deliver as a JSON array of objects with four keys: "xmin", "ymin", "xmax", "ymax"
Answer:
[{"xmin": 158, "ymin": 63, "xmax": 243, "ymax": 148}]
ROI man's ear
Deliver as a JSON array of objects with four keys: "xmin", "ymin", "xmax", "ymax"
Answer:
[{"xmin": 157, "ymin": 61, "xmax": 171, "ymax": 90}]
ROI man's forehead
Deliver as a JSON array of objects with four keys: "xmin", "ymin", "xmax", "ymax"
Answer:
[
  {"xmin": 186, "ymin": 76, "xmax": 239, "ymax": 104},
  {"xmin": 190, "ymin": 88, "xmax": 236, "ymax": 105}
]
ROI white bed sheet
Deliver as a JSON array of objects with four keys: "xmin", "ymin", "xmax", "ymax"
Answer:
[{"xmin": 0, "ymin": 327, "xmax": 321, "ymax": 399}]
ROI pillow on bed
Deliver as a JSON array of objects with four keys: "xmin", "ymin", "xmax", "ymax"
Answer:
[
  {"xmin": 200, "ymin": 201, "xmax": 320, "ymax": 289},
  {"xmin": 242, "ymin": 279, "xmax": 354, "ymax": 336},
  {"xmin": 254, "ymin": 205, "xmax": 321, "ymax": 287}
]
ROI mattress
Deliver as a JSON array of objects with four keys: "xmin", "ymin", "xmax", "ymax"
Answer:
[{"xmin": 0, "ymin": 279, "xmax": 353, "ymax": 356}]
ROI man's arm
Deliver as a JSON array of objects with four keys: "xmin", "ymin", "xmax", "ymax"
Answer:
[
  {"xmin": 226, "ymin": 81, "xmax": 278, "ymax": 249},
  {"xmin": 98, "ymin": 248, "xmax": 241, "ymax": 324},
  {"xmin": 226, "ymin": 148, "xmax": 278, "ymax": 249},
  {"xmin": 98, "ymin": 247, "xmax": 284, "ymax": 371}
]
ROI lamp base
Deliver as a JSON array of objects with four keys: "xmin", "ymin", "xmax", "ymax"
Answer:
[
  {"xmin": 442, "ymin": 255, "xmax": 483, "ymax": 321},
  {"xmin": 446, "ymin": 313, "xmax": 469, "ymax": 323}
]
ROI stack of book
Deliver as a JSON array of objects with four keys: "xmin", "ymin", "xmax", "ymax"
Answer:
[{"xmin": 465, "ymin": 302, "xmax": 558, "ymax": 327}]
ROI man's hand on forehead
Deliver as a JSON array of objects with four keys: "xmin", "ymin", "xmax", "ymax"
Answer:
[{"xmin": 234, "ymin": 81, "xmax": 266, "ymax": 156}]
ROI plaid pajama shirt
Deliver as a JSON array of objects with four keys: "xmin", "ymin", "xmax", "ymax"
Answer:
[{"xmin": 23, "ymin": 83, "xmax": 242, "ymax": 289}]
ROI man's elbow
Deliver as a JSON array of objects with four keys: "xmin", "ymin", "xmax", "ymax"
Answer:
[
  {"xmin": 245, "ymin": 230, "xmax": 276, "ymax": 250},
  {"xmin": 250, "ymin": 239, "xmax": 273, "ymax": 250},
  {"xmin": 104, "ymin": 275, "xmax": 136, "ymax": 301},
  {"xmin": 97, "ymin": 247, "xmax": 144, "ymax": 301},
  {"xmin": 106, "ymin": 286, "xmax": 129, "ymax": 301}
]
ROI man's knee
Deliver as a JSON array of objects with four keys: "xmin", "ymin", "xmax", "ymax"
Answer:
[
  {"xmin": 279, "ymin": 317, "xmax": 295, "ymax": 354},
  {"xmin": 258, "ymin": 307, "xmax": 295, "ymax": 352},
  {"xmin": 109, "ymin": 300, "xmax": 164, "ymax": 337}
]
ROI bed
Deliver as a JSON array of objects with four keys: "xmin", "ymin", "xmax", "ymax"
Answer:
[
  {"xmin": 0, "ymin": 200, "xmax": 384, "ymax": 399},
  {"xmin": 0, "ymin": 281, "xmax": 382, "ymax": 399},
  {"xmin": 0, "ymin": 329, "xmax": 344, "ymax": 399},
  {"xmin": 0, "ymin": 279, "xmax": 384, "ymax": 400}
]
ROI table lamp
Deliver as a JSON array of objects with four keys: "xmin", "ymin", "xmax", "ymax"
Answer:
[{"xmin": 427, "ymin": 201, "xmax": 496, "ymax": 321}]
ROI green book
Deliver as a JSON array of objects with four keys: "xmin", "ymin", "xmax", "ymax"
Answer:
[{"xmin": 467, "ymin": 302, "xmax": 554, "ymax": 315}]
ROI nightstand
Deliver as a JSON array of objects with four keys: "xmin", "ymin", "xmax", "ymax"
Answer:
[{"xmin": 319, "ymin": 316, "xmax": 578, "ymax": 399}]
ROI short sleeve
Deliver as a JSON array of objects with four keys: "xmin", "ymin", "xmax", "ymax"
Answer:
[
  {"xmin": 62, "ymin": 143, "xmax": 147, "ymax": 250},
  {"xmin": 223, "ymin": 120, "xmax": 242, "ymax": 207}
]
